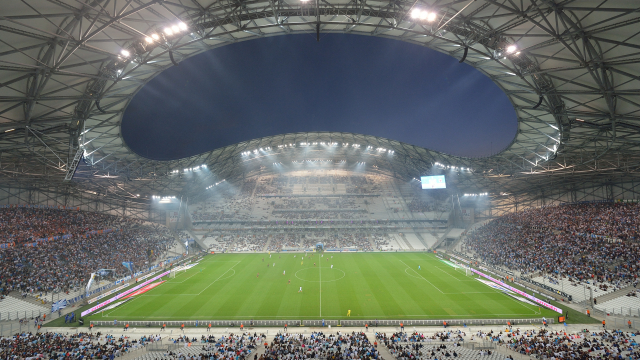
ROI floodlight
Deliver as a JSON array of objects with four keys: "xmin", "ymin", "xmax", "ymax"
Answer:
[
  {"xmin": 411, "ymin": 8, "xmax": 421, "ymax": 18},
  {"xmin": 171, "ymin": 25, "xmax": 180, "ymax": 33},
  {"xmin": 145, "ymin": 37, "xmax": 153, "ymax": 43},
  {"xmin": 164, "ymin": 27, "xmax": 173, "ymax": 35},
  {"xmin": 427, "ymin": 12, "xmax": 437, "ymax": 22},
  {"xmin": 120, "ymin": 49, "xmax": 130, "ymax": 57},
  {"xmin": 151, "ymin": 33, "xmax": 160, "ymax": 40},
  {"xmin": 506, "ymin": 45, "xmax": 517, "ymax": 53},
  {"xmin": 178, "ymin": 22, "xmax": 188, "ymax": 30}
]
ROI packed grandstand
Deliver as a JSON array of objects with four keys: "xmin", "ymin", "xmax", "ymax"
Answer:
[
  {"xmin": 2, "ymin": 182, "xmax": 640, "ymax": 359},
  {"xmin": 0, "ymin": 207, "xmax": 179, "ymax": 298}
]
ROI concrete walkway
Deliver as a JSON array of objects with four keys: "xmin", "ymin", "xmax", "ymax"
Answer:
[{"xmin": 39, "ymin": 322, "xmax": 625, "ymax": 360}]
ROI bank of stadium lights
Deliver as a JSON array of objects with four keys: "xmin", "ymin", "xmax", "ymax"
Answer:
[
  {"xmin": 241, "ymin": 147, "xmax": 272, "ymax": 156},
  {"xmin": 277, "ymin": 144, "xmax": 295, "ymax": 149},
  {"xmin": 494, "ymin": 44, "xmax": 520, "ymax": 60},
  {"xmin": 375, "ymin": 147, "xmax": 393, "ymax": 154},
  {"xmin": 183, "ymin": 164, "xmax": 207, "ymax": 172},
  {"xmin": 118, "ymin": 21, "xmax": 189, "ymax": 61},
  {"xmin": 434, "ymin": 162, "xmax": 471, "ymax": 171},
  {"xmin": 463, "ymin": 193, "xmax": 488, "ymax": 197},
  {"xmin": 410, "ymin": 8, "xmax": 437, "ymax": 22},
  {"xmin": 152, "ymin": 196, "xmax": 176, "ymax": 199},
  {"xmin": 206, "ymin": 180, "xmax": 226, "ymax": 190},
  {"xmin": 506, "ymin": 45, "xmax": 520, "ymax": 55}
]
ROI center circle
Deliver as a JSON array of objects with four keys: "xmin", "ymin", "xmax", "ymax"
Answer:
[{"xmin": 294, "ymin": 268, "xmax": 346, "ymax": 283}]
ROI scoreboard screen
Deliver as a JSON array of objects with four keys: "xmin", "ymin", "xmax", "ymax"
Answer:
[{"xmin": 421, "ymin": 175, "xmax": 446, "ymax": 189}]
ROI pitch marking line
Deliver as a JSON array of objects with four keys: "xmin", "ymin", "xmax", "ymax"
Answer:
[
  {"xmin": 319, "ymin": 254, "xmax": 322, "ymax": 317},
  {"xmin": 135, "ymin": 312, "xmax": 539, "ymax": 319},
  {"xmin": 431, "ymin": 265, "xmax": 463, "ymax": 282},
  {"xmin": 197, "ymin": 261, "xmax": 241, "ymax": 296},
  {"xmin": 403, "ymin": 269, "xmax": 492, "ymax": 295},
  {"xmin": 143, "ymin": 269, "xmax": 237, "ymax": 296},
  {"xmin": 399, "ymin": 259, "xmax": 444, "ymax": 294},
  {"xmin": 433, "ymin": 266, "xmax": 477, "ymax": 282},
  {"xmin": 172, "ymin": 269, "xmax": 201, "ymax": 283},
  {"xmin": 472, "ymin": 277, "xmax": 540, "ymax": 314},
  {"xmin": 102, "ymin": 296, "xmax": 139, "ymax": 317}
]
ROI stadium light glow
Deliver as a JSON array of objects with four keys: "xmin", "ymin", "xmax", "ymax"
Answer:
[
  {"xmin": 464, "ymin": 193, "xmax": 488, "ymax": 197},
  {"xmin": 411, "ymin": 9, "xmax": 437, "ymax": 22},
  {"xmin": 164, "ymin": 27, "xmax": 173, "ymax": 35},
  {"xmin": 120, "ymin": 49, "xmax": 130, "ymax": 57},
  {"xmin": 206, "ymin": 179, "xmax": 226, "ymax": 190},
  {"xmin": 178, "ymin": 22, "xmax": 188, "ymax": 31},
  {"xmin": 171, "ymin": 25, "xmax": 180, "ymax": 33},
  {"xmin": 151, "ymin": 33, "xmax": 160, "ymax": 40},
  {"xmin": 506, "ymin": 45, "xmax": 517, "ymax": 53},
  {"xmin": 145, "ymin": 37, "xmax": 153, "ymax": 43}
]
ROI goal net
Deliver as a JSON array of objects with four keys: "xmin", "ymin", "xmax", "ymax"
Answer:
[
  {"xmin": 455, "ymin": 265, "xmax": 473, "ymax": 277},
  {"xmin": 169, "ymin": 267, "xmax": 187, "ymax": 278}
]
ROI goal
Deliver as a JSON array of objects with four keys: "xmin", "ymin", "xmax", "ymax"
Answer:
[
  {"xmin": 455, "ymin": 265, "xmax": 473, "ymax": 277},
  {"xmin": 169, "ymin": 267, "xmax": 187, "ymax": 278}
]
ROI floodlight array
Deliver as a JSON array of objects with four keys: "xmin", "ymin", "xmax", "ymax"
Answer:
[
  {"xmin": 241, "ymin": 147, "xmax": 272, "ymax": 156},
  {"xmin": 119, "ymin": 22, "xmax": 189, "ymax": 61},
  {"xmin": 434, "ymin": 162, "xmax": 471, "ymax": 171},
  {"xmin": 206, "ymin": 180, "xmax": 226, "ymax": 190},
  {"xmin": 247, "ymin": 143, "xmax": 393, "ymax": 156},
  {"xmin": 410, "ymin": 9, "xmax": 437, "ymax": 22},
  {"xmin": 464, "ymin": 193, "xmax": 488, "ymax": 196},
  {"xmin": 183, "ymin": 164, "xmax": 207, "ymax": 172}
]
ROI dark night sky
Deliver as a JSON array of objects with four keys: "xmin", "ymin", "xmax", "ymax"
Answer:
[{"xmin": 121, "ymin": 34, "xmax": 517, "ymax": 160}]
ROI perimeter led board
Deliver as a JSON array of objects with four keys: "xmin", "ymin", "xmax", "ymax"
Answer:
[{"xmin": 421, "ymin": 175, "xmax": 446, "ymax": 189}]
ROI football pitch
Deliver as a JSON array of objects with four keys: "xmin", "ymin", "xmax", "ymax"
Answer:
[{"xmin": 88, "ymin": 252, "xmax": 557, "ymax": 321}]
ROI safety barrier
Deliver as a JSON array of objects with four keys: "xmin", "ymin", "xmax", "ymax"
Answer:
[{"xmin": 90, "ymin": 318, "xmax": 552, "ymax": 328}]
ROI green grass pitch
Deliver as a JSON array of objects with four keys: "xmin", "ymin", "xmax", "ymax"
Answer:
[{"xmin": 87, "ymin": 252, "xmax": 557, "ymax": 321}]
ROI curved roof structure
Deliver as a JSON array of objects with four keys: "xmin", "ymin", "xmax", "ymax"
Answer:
[{"xmin": 1, "ymin": 0, "xmax": 639, "ymax": 207}]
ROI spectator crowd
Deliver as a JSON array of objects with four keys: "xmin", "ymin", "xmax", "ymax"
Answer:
[
  {"xmin": 261, "ymin": 331, "xmax": 379, "ymax": 360},
  {"xmin": 0, "ymin": 207, "xmax": 176, "ymax": 297},
  {"xmin": 464, "ymin": 203, "xmax": 640, "ymax": 287}
]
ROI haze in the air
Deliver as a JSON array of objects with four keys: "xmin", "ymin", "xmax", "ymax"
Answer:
[{"xmin": 122, "ymin": 34, "xmax": 517, "ymax": 160}]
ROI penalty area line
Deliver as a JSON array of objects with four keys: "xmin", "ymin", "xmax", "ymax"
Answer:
[
  {"xmin": 399, "ymin": 259, "xmax": 444, "ymax": 294},
  {"xmin": 197, "ymin": 261, "xmax": 240, "ymax": 295}
]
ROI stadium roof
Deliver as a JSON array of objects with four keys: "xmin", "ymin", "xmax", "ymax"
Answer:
[{"xmin": 1, "ymin": 0, "xmax": 639, "ymax": 207}]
